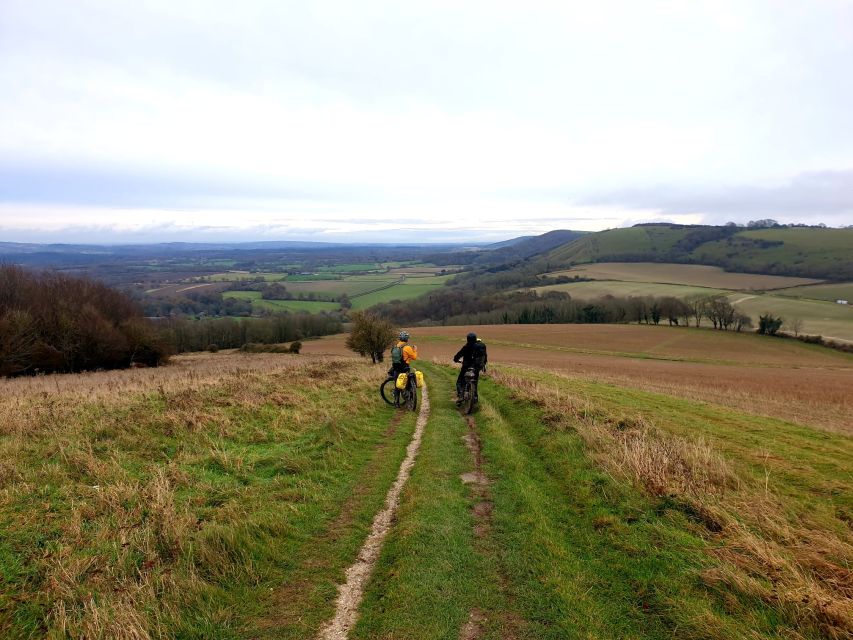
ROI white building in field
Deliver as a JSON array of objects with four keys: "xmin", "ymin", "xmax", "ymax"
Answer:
[{"xmin": 837, "ymin": 299, "xmax": 849, "ymax": 305}]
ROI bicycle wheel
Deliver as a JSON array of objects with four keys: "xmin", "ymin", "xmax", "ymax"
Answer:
[
  {"xmin": 464, "ymin": 381, "xmax": 477, "ymax": 414},
  {"xmin": 380, "ymin": 378, "xmax": 399, "ymax": 406},
  {"xmin": 406, "ymin": 378, "xmax": 418, "ymax": 412}
]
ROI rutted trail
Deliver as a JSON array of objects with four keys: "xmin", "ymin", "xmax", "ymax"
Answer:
[{"xmin": 317, "ymin": 384, "xmax": 430, "ymax": 640}]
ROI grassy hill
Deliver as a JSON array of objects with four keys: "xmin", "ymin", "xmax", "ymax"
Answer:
[
  {"xmin": 543, "ymin": 225, "xmax": 853, "ymax": 280},
  {"xmin": 2, "ymin": 331, "xmax": 851, "ymax": 638}
]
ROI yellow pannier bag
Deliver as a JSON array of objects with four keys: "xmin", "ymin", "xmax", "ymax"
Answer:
[
  {"xmin": 396, "ymin": 372, "xmax": 408, "ymax": 390},
  {"xmin": 415, "ymin": 370, "xmax": 424, "ymax": 388}
]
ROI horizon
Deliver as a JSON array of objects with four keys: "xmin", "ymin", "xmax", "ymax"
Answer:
[{"xmin": 2, "ymin": 1, "xmax": 853, "ymax": 242}]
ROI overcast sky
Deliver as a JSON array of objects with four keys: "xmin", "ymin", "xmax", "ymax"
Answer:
[{"xmin": 2, "ymin": 0, "xmax": 852, "ymax": 243}]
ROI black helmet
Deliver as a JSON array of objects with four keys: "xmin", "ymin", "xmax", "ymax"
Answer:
[
  {"xmin": 398, "ymin": 331, "xmax": 410, "ymax": 342},
  {"xmin": 466, "ymin": 332, "xmax": 477, "ymax": 342}
]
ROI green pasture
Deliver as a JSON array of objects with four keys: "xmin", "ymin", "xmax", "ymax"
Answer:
[
  {"xmin": 282, "ymin": 278, "xmax": 397, "ymax": 297},
  {"xmin": 774, "ymin": 281, "xmax": 853, "ymax": 302},
  {"xmin": 730, "ymin": 293, "xmax": 853, "ymax": 341},
  {"xmin": 317, "ymin": 262, "xmax": 382, "ymax": 273},
  {"xmin": 351, "ymin": 277, "xmax": 452, "ymax": 309},
  {"xmin": 223, "ymin": 290, "xmax": 339, "ymax": 312}
]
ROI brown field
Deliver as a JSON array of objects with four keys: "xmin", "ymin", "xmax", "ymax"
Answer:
[
  {"xmin": 546, "ymin": 262, "xmax": 823, "ymax": 290},
  {"xmin": 301, "ymin": 324, "xmax": 853, "ymax": 434}
]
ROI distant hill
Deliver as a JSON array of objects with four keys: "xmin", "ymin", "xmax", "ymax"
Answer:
[
  {"xmin": 542, "ymin": 224, "xmax": 853, "ymax": 280},
  {"xmin": 490, "ymin": 230, "xmax": 588, "ymax": 260},
  {"xmin": 427, "ymin": 230, "xmax": 588, "ymax": 267},
  {"xmin": 484, "ymin": 236, "xmax": 535, "ymax": 250}
]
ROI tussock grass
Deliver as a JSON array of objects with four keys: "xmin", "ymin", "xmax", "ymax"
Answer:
[
  {"xmin": 0, "ymin": 353, "xmax": 409, "ymax": 638},
  {"xmin": 491, "ymin": 367, "xmax": 853, "ymax": 638}
]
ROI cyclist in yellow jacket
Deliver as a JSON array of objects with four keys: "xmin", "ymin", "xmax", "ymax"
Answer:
[{"xmin": 390, "ymin": 331, "xmax": 418, "ymax": 376}]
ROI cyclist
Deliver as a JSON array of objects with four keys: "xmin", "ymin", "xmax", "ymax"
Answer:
[
  {"xmin": 389, "ymin": 330, "xmax": 418, "ymax": 377},
  {"xmin": 453, "ymin": 332, "xmax": 487, "ymax": 405}
]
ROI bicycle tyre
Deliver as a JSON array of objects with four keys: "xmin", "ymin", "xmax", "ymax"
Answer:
[
  {"xmin": 380, "ymin": 378, "xmax": 398, "ymax": 406},
  {"xmin": 406, "ymin": 379, "xmax": 417, "ymax": 412},
  {"xmin": 464, "ymin": 381, "xmax": 477, "ymax": 414}
]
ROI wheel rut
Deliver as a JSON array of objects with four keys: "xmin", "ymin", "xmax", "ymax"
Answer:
[
  {"xmin": 317, "ymin": 384, "xmax": 430, "ymax": 640},
  {"xmin": 459, "ymin": 408, "xmax": 523, "ymax": 640}
]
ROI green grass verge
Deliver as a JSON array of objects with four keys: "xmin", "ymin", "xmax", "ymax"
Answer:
[
  {"xmin": 0, "ymin": 360, "xmax": 414, "ymax": 638},
  {"xmin": 356, "ymin": 364, "xmax": 838, "ymax": 638}
]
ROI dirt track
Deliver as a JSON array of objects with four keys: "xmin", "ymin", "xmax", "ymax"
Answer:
[{"xmin": 317, "ymin": 385, "xmax": 430, "ymax": 639}]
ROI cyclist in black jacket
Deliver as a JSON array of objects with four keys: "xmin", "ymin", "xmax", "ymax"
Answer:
[{"xmin": 453, "ymin": 332, "xmax": 487, "ymax": 405}]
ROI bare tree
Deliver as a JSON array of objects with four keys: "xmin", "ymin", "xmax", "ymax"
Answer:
[
  {"xmin": 684, "ymin": 294, "xmax": 709, "ymax": 327},
  {"xmin": 788, "ymin": 317, "xmax": 804, "ymax": 337}
]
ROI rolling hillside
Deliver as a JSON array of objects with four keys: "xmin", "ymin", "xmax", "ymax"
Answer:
[
  {"xmin": 3, "ymin": 329, "xmax": 851, "ymax": 638},
  {"xmin": 543, "ymin": 224, "xmax": 853, "ymax": 280}
]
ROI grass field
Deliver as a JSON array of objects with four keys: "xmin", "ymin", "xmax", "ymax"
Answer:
[
  {"xmin": 3, "ymin": 326, "xmax": 852, "ymax": 637},
  {"xmin": 217, "ymin": 272, "xmax": 454, "ymax": 312},
  {"xmin": 279, "ymin": 278, "xmax": 398, "ymax": 297},
  {"xmin": 350, "ymin": 276, "xmax": 453, "ymax": 310},
  {"xmin": 546, "ymin": 262, "xmax": 822, "ymax": 290},
  {"xmin": 774, "ymin": 281, "xmax": 853, "ymax": 302},
  {"xmin": 534, "ymin": 277, "xmax": 853, "ymax": 342},
  {"xmin": 222, "ymin": 291, "xmax": 340, "ymax": 312}
]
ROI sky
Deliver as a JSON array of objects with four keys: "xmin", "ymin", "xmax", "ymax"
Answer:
[{"xmin": 1, "ymin": 0, "xmax": 853, "ymax": 243}]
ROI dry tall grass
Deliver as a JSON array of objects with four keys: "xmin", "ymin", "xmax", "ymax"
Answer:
[
  {"xmin": 491, "ymin": 368, "xmax": 853, "ymax": 638},
  {"xmin": 0, "ymin": 352, "xmax": 381, "ymax": 638}
]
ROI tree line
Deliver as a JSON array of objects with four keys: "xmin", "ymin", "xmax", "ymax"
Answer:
[
  {"xmin": 0, "ymin": 266, "xmax": 343, "ymax": 376},
  {"xmin": 161, "ymin": 314, "xmax": 342, "ymax": 353},
  {"xmin": 370, "ymin": 288, "xmax": 754, "ymax": 331},
  {"xmin": 0, "ymin": 265, "xmax": 171, "ymax": 376}
]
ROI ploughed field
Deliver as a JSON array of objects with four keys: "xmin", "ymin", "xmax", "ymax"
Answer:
[
  {"xmin": 303, "ymin": 324, "xmax": 853, "ymax": 434},
  {"xmin": 2, "ymin": 328, "xmax": 851, "ymax": 639}
]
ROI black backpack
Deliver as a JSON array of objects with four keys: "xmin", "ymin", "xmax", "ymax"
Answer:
[{"xmin": 471, "ymin": 341, "xmax": 487, "ymax": 369}]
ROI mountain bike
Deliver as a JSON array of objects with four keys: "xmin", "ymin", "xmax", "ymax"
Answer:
[
  {"xmin": 380, "ymin": 370, "xmax": 418, "ymax": 411},
  {"xmin": 459, "ymin": 366, "xmax": 479, "ymax": 415}
]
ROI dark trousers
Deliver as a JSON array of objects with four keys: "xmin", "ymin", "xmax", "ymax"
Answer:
[
  {"xmin": 456, "ymin": 366, "xmax": 479, "ymax": 397},
  {"xmin": 389, "ymin": 362, "xmax": 410, "ymax": 377}
]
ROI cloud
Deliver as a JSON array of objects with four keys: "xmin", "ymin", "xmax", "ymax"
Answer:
[
  {"xmin": 1, "ymin": 1, "xmax": 853, "ymax": 239},
  {"xmin": 578, "ymin": 170, "xmax": 853, "ymax": 225}
]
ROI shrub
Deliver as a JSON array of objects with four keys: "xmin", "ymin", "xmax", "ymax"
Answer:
[
  {"xmin": 345, "ymin": 311, "xmax": 396, "ymax": 363},
  {"xmin": 288, "ymin": 341, "xmax": 302, "ymax": 354},
  {"xmin": 207, "ymin": 344, "xmax": 219, "ymax": 353},
  {"xmin": 757, "ymin": 313, "xmax": 784, "ymax": 335}
]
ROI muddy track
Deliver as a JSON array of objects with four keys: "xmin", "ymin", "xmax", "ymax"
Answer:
[
  {"xmin": 317, "ymin": 384, "xmax": 430, "ymax": 640},
  {"xmin": 459, "ymin": 409, "xmax": 522, "ymax": 640},
  {"xmin": 459, "ymin": 413, "xmax": 492, "ymax": 640}
]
